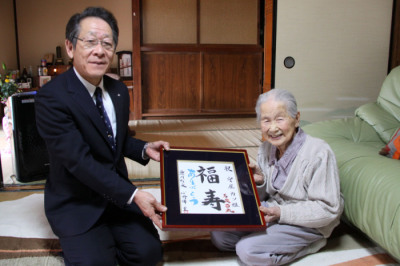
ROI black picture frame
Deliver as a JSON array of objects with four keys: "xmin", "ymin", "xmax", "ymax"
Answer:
[{"xmin": 160, "ymin": 147, "xmax": 266, "ymax": 231}]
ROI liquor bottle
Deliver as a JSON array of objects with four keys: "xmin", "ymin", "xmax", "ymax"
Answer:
[
  {"xmin": 28, "ymin": 66, "xmax": 33, "ymax": 77},
  {"xmin": 38, "ymin": 65, "xmax": 43, "ymax": 76},
  {"xmin": 27, "ymin": 66, "xmax": 33, "ymax": 88},
  {"xmin": 21, "ymin": 67, "xmax": 28, "ymax": 82},
  {"xmin": 55, "ymin": 46, "xmax": 64, "ymax": 65},
  {"xmin": 41, "ymin": 59, "xmax": 48, "ymax": 76}
]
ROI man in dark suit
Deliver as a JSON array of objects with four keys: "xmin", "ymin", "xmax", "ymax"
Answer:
[{"xmin": 35, "ymin": 7, "xmax": 169, "ymax": 266}]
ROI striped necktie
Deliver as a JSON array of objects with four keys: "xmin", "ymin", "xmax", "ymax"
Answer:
[{"xmin": 95, "ymin": 87, "xmax": 116, "ymax": 152}]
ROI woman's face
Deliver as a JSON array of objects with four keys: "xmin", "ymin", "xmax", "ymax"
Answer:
[{"xmin": 260, "ymin": 99, "xmax": 300, "ymax": 156}]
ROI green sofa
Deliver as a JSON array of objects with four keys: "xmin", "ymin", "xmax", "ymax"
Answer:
[{"xmin": 303, "ymin": 66, "xmax": 400, "ymax": 261}]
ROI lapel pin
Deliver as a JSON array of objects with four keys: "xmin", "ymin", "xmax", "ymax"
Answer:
[{"xmin": 117, "ymin": 94, "xmax": 121, "ymax": 97}]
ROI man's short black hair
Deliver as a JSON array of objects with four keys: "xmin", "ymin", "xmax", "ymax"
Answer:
[{"xmin": 65, "ymin": 7, "xmax": 119, "ymax": 49}]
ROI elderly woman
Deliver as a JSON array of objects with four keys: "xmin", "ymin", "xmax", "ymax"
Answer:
[{"xmin": 211, "ymin": 89, "xmax": 344, "ymax": 265}]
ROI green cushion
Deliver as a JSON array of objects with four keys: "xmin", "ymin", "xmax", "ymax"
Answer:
[
  {"xmin": 339, "ymin": 155, "xmax": 400, "ymax": 259},
  {"xmin": 303, "ymin": 117, "xmax": 382, "ymax": 144},
  {"xmin": 355, "ymin": 102, "xmax": 400, "ymax": 143},
  {"xmin": 377, "ymin": 65, "xmax": 400, "ymax": 121},
  {"xmin": 301, "ymin": 67, "xmax": 400, "ymax": 260},
  {"xmin": 304, "ymin": 118, "xmax": 400, "ymax": 260}
]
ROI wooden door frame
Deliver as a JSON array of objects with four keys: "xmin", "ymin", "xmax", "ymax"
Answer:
[
  {"xmin": 131, "ymin": 0, "xmax": 274, "ymax": 119},
  {"xmin": 263, "ymin": 0, "xmax": 275, "ymax": 92},
  {"xmin": 132, "ymin": 1, "xmax": 142, "ymax": 120},
  {"xmin": 389, "ymin": 0, "xmax": 400, "ymax": 71}
]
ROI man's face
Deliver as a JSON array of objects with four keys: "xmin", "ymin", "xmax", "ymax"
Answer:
[{"xmin": 65, "ymin": 17, "xmax": 115, "ymax": 86}]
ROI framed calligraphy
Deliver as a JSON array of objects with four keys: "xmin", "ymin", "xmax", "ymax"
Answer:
[{"xmin": 160, "ymin": 147, "xmax": 266, "ymax": 231}]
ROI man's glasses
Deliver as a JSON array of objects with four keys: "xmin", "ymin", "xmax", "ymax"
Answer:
[{"xmin": 74, "ymin": 37, "xmax": 115, "ymax": 51}]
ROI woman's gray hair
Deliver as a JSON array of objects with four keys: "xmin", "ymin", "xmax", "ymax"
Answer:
[{"xmin": 255, "ymin": 88, "xmax": 298, "ymax": 121}]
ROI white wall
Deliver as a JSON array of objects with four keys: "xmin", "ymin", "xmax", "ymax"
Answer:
[{"xmin": 275, "ymin": 0, "xmax": 393, "ymax": 123}]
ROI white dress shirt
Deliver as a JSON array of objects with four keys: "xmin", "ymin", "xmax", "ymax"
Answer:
[
  {"xmin": 73, "ymin": 68, "xmax": 138, "ymax": 203},
  {"xmin": 73, "ymin": 68, "xmax": 117, "ymax": 138}
]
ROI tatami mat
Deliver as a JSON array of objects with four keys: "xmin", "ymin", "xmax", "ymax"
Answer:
[
  {"xmin": 1, "ymin": 118, "xmax": 261, "ymax": 186},
  {"xmin": 134, "ymin": 130, "xmax": 261, "ymax": 149},
  {"xmin": 126, "ymin": 147, "xmax": 260, "ymax": 181},
  {"xmin": 0, "ymin": 192, "xmax": 397, "ymax": 266},
  {"xmin": 125, "ymin": 118, "xmax": 261, "ymax": 181}
]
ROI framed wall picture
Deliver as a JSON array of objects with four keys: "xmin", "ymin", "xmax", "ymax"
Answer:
[
  {"xmin": 116, "ymin": 51, "xmax": 132, "ymax": 80},
  {"xmin": 160, "ymin": 147, "xmax": 266, "ymax": 231}
]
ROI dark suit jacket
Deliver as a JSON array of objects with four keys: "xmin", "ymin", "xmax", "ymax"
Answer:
[{"xmin": 35, "ymin": 68, "xmax": 149, "ymax": 237}]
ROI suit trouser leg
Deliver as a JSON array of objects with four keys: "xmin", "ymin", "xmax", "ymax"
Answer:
[
  {"xmin": 106, "ymin": 205, "xmax": 163, "ymax": 266},
  {"xmin": 59, "ymin": 205, "xmax": 162, "ymax": 266}
]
